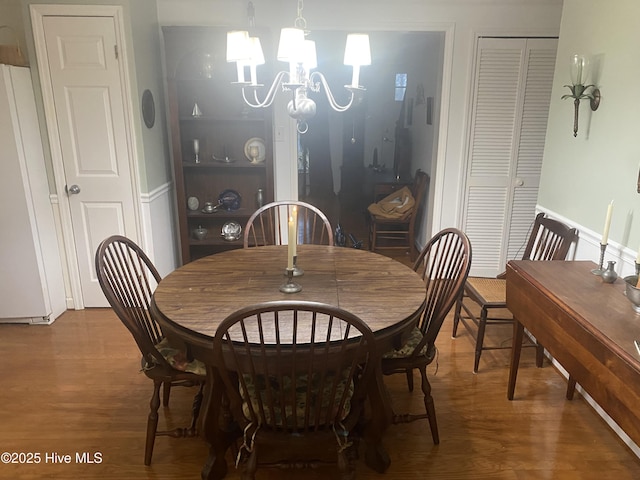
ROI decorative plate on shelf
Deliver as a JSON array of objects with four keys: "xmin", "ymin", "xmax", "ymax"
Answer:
[
  {"xmin": 218, "ymin": 189, "xmax": 242, "ymax": 211},
  {"xmin": 187, "ymin": 196, "xmax": 200, "ymax": 211},
  {"xmin": 244, "ymin": 137, "xmax": 266, "ymax": 164}
]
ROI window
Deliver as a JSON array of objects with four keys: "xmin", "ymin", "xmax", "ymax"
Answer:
[{"xmin": 395, "ymin": 73, "xmax": 407, "ymax": 101}]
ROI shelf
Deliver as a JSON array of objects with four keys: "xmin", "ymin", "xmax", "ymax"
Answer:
[
  {"xmin": 187, "ymin": 208, "xmax": 252, "ymax": 219},
  {"xmin": 189, "ymin": 237, "xmax": 243, "ymax": 246},
  {"xmin": 164, "ymin": 25, "xmax": 274, "ymax": 265},
  {"xmin": 182, "ymin": 161, "xmax": 266, "ymax": 169},
  {"xmin": 180, "ymin": 116, "xmax": 264, "ymax": 123}
]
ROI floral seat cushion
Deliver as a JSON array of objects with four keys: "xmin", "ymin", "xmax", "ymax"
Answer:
[
  {"xmin": 382, "ymin": 327, "xmax": 428, "ymax": 359},
  {"xmin": 154, "ymin": 337, "xmax": 206, "ymax": 376},
  {"xmin": 241, "ymin": 370, "xmax": 354, "ymax": 428}
]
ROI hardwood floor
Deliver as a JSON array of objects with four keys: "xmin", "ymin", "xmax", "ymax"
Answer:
[
  {"xmin": 2, "ymin": 306, "xmax": 640, "ymax": 479},
  {"xmin": 2, "ymin": 194, "xmax": 638, "ymax": 479}
]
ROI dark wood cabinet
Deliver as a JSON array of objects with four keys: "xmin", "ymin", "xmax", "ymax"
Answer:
[{"xmin": 163, "ymin": 26, "xmax": 274, "ymax": 264}]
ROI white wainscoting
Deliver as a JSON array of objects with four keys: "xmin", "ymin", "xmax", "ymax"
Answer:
[
  {"xmin": 538, "ymin": 206, "xmax": 639, "ymax": 278},
  {"xmin": 533, "ymin": 206, "xmax": 640, "ymax": 458},
  {"xmin": 140, "ymin": 182, "xmax": 179, "ymax": 278}
]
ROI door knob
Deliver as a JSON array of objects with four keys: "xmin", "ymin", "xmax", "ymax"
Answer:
[
  {"xmin": 66, "ymin": 184, "xmax": 81, "ymax": 195},
  {"xmin": 515, "ymin": 178, "xmax": 524, "ymax": 187}
]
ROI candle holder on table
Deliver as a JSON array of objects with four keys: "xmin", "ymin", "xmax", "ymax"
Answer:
[
  {"xmin": 280, "ymin": 268, "xmax": 302, "ymax": 293},
  {"xmin": 591, "ymin": 243, "xmax": 607, "ymax": 275},
  {"xmin": 283, "ymin": 255, "xmax": 304, "ymax": 277}
]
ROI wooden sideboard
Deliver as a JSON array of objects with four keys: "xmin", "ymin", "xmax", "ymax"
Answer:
[{"xmin": 506, "ymin": 260, "xmax": 640, "ymax": 447}]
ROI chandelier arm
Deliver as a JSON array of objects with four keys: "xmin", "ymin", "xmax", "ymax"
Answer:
[
  {"xmin": 240, "ymin": 71, "xmax": 291, "ymax": 109},
  {"xmin": 310, "ymin": 72, "xmax": 355, "ymax": 113}
]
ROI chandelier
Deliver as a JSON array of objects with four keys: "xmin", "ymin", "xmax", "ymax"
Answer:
[{"xmin": 226, "ymin": 0, "xmax": 371, "ymax": 134}]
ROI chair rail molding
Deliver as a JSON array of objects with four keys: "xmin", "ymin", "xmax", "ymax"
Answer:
[{"xmin": 140, "ymin": 181, "xmax": 178, "ymax": 277}]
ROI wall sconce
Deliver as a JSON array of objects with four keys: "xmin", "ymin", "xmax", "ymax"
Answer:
[{"xmin": 561, "ymin": 54, "xmax": 601, "ymax": 137}]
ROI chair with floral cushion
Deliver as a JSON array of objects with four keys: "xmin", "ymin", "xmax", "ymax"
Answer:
[
  {"xmin": 95, "ymin": 235, "xmax": 206, "ymax": 465},
  {"xmin": 381, "ymin": 228, "xmax": 471, "ymax": 444},
  {"xmin": 211, "ymin": 300, "xmax": 377, "ymax": 479}
]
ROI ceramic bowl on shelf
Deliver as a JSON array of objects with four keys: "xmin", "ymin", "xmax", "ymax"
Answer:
[
  {"xmin": 201, "ymin": 201, "xmax": 217, "ymax": 214},
  {"xmin": 218, "ymin": 189, "xmax": 241, "ymax": 211},
  {"xmin": 193, "ymin": 225, "xmax": 208, "ymax": 240},
  {"xmin": 212, "ymin": 154, "xmax": 236, "ymax": 163},
  {"xmin": 221, "ymin": 221, "xmax": 242, "ymax": 241}
]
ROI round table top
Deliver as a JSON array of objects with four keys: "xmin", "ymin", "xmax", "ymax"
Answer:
[{"xmin": 152, "ymin": 245, "xmax": 426, "ymax": 348}]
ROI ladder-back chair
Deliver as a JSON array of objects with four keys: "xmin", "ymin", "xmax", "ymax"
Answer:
[{"xmin": 453, "ymin": 212, "xmax": 578, "ymax": 373}]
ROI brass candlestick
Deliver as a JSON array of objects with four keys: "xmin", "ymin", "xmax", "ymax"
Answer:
[
  {"xmin": 283, "ymin": 256, "xmax": 304, "ymax": 277},
  {"xmin": 280, "ymin": 268, "xmax": 302, "ymax": 293},
  {"xmin": 591, "ymin": 243, "xmax": 607, "ymax": 275}
]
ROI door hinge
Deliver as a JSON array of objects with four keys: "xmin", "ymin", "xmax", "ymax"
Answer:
[{"xmin": 114, "ymin": 44, "xmax": 119, "ymax": 60}]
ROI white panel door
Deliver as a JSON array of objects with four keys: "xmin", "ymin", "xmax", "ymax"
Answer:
[
  {"xmin": 462, "ymin": 37, "xmax": 557, "ymax": 277},
  {"xmin": 40, "ymin": 14, "xmax": 139, "ymax": 306}
]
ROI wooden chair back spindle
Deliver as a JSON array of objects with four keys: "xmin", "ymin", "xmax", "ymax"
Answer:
[{"xmin": 244, "ymin": 201, "xmax": 334, "ymax": 248}]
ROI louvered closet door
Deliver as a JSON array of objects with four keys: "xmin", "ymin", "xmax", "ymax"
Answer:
[{"xmin": 462, "ymin": 37, "xmax": 557, "ymax": 277}]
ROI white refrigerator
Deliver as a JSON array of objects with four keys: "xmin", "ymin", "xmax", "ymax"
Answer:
[{"xmin": 0, "ymin": 64, "xmax": 66, "ymax": 324}]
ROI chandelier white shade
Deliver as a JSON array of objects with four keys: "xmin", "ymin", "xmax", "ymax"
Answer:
[
  {"xmin": 344, "ymin": 34, "xmax": 371, "ymax": 88},
  {"xmin": 226, "ymin": 2, "xmax": 370, "ymax": 133}
]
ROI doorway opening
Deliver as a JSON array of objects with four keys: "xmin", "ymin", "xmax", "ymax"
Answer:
[{"xmin": 294, "ymin": 30, "xmax": 445, "ymax": 254}]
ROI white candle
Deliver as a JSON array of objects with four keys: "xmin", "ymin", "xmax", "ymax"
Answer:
[
  {"xmin": 292, "ymin": 206, "xmax": 298, "ymax": 259},
  {"xmin": 287, "ymin": 215, "xmax": 295, "ymax": 270},
  {"xmin": 601, "ymin": 200, "xmax": 614, "ymax": 245}
]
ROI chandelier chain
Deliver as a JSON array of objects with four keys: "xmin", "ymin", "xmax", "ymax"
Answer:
[{"xmin": 294, "ymin": 0, "xmax": 307, "ymax": 31}]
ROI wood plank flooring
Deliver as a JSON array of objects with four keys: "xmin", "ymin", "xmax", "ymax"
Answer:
[{"xmin": 2, "ymin": 307, "xmax": 640, "ymax": 479}]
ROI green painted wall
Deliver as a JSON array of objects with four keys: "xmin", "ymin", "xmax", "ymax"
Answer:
[{"xmin": 539, "ymin": 0, "xmax": 640, "ymax": 251}]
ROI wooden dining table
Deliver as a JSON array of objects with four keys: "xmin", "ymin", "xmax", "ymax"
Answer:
[{"xmin": 151, "ymin": 244, "xmax": 426, "ymax": 479}]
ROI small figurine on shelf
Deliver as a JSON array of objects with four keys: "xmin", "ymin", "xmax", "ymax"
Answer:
[
  {"xmin": 256, "ymin": 188, "xmax": 264, "ymax": 208},
  {"xmin": 192, "ymin": 102, "xmax": 202, "ymax": 117},
  {"xmin": 249, "ymin": 145, "xmax": 260, "ymax": 164},
  {"xmin": 192, "ymin": 138, "xmax": 200, "ymax": 163}
]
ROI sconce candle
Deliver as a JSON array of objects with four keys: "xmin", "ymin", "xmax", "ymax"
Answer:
[
  {"xmin": 601, "ymin": 200, "xmax": 614, "ymax": 245},
  {"xmin": 570, "ymin": 54, "xmax": 588, "ymax": 85}
]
